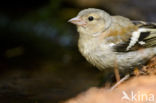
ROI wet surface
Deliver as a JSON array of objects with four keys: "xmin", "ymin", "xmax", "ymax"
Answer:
[{"xmin": 0, "ymin": 60, "xmax": 101, "ymax": 103}]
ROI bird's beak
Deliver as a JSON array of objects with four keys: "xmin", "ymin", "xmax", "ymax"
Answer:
[{"xmin": 68, "ymin": 16, "xmax": 86, "ymax": 26}]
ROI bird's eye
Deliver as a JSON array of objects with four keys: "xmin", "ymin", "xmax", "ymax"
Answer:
[{"xmin": 88, "ymin": 16, "xmax": 94, "ymax": 21}]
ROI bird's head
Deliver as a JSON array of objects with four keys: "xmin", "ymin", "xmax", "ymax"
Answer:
[{"xmin": 68, "ymin": 8, "xmax": 112, "ymax": 36}]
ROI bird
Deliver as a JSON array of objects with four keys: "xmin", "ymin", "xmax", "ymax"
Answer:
[{"xmin": 68, "ymin": 8, "xmax": 156, "ymax": 77}]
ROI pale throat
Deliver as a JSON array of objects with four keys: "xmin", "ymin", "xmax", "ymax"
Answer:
[{"xmin": 78, "ymin": 25, "xmax": 107, "ymax": 37}]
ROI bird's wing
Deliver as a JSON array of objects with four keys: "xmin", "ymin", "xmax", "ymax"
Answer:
[{"xmin": 114, "ymin": 21, "xmax": 156, "ymax": 52}]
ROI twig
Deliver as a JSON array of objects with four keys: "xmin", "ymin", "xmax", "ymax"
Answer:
[{"xmin": 110, "ymin": 74, "xmax": 130, "ymax": 91}]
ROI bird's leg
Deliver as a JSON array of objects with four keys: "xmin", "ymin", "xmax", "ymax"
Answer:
[
  {"xmin": 110, "ymin": 60, "xmax": 130, "ymax": 91},
  {"xmin": 133, "ymin": 67, "xmax": 140, "ymax": 76},
  {"xmin": 114, "ymin": 60, "xmax": 120, "ymax": 82},
  {"xmin": 110, "ymin": 74, "xmax": 130, "ymax": 91}
]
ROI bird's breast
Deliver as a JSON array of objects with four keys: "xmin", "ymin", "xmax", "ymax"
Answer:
[{"xmin": 78, "ymin": 37, "xmax": 115, "ymax": 70}]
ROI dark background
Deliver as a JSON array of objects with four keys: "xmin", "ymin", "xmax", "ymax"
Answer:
[{"xmin": 0, "ymin": 0, "xmax": 156, "ymax": 103}]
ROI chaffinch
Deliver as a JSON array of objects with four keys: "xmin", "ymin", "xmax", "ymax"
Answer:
[{"xmin": 68, "ymin": 8, "xmax": 156, "ymax": 73}]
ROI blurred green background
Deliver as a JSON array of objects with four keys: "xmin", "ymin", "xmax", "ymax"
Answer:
[{"xmin": 0, "ymin": 0, "xmax": 156, "ymax": 103}]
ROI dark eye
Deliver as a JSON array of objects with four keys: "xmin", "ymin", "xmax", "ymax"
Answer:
[{"xmin": 88, "ymin": 16, "xmax": 94, "ymax": 21}]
